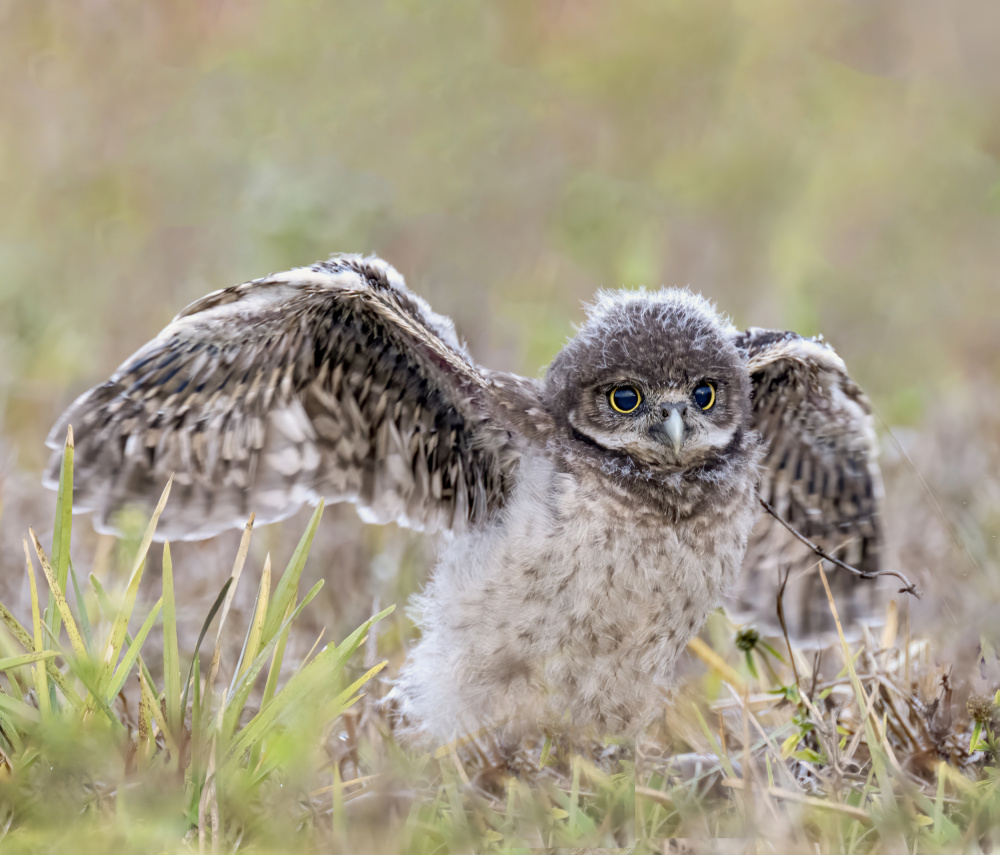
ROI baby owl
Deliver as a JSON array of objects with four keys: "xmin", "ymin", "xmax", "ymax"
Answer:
[{"xmin": 45, "ymin": 255, "xmax": 882, "ymax": 743}]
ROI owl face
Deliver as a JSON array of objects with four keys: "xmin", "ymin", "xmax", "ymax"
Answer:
[
  {"xmin": 567, "ymin": 375, "xmax": 741, "ymax": 469},
  {"xmin": 545, "ymin": 289, "xmax": 752, "ymax": 473}
]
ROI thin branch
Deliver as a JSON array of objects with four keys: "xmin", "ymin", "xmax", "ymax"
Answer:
[
  {"xmin": 759, "ymin": 498, "xmax": 919, "ymax": 598},
  {"xmin": 774, "ymin": 564, "xmax": 802, "ymax": 692}
]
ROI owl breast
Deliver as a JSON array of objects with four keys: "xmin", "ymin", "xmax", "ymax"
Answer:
[{"xmin": 393, "ymin": 451, "xmax": 760, "ymax": 742}]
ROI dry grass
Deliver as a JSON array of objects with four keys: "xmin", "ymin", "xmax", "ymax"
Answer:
[{"xmin": 0, "ymin": 418, "xmax": 997, "ymax": 853}]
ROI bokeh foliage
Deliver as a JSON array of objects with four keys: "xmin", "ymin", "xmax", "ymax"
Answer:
[{"xmin": 3, "ymin": 0, "xmax": 1000, "ymax": 462}]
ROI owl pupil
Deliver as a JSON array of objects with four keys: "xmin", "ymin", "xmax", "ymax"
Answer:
[
  {"xmin": 610, "ymin": 386, "xmax": 641, "ymax": 413},
  {"xmin": 693, "ymin": 384, "xmax": 715, "ymax": 410}
]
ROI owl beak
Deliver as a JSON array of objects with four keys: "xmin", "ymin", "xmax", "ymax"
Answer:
[{"xmin": 663, "ymin": 408, "xmax": 685, "ymax": 454}]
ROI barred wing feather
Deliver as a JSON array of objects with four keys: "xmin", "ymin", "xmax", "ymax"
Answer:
[
  {"xmin": 734, "ymin": 328, "xmax": 884, "ymax": 636},
  {"xmin": 44, "ymin": 255, "xmax": 516, "ymax": 541}
]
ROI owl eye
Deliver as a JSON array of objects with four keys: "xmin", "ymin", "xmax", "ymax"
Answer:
[
  {"xmin": 609, "ymin": 385, "xmax": 642, "ymax": 414},
  {"xmin": 693, "ymin": 382, "xmax": 716, "ymax": 410}
]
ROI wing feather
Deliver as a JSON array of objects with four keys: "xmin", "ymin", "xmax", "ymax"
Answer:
[
  {"xmin": 733, "ymin": 328, "xmax": 885, "ymax": 637},
  {"xmin": 45, "ymin": 255, "xmax": 521, "ymax": 541}
]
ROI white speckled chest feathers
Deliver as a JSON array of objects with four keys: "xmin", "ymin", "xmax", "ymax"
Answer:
[{"xmin": 392, "ymin": 447, "xmax": 761, "ymax": 741}]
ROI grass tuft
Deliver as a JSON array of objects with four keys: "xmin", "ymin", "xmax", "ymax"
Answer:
[
  {"xmin": 0, "ymin": 433, "xmax": 391, "ymax": 852},
  {"xmin": 0, "ymin": 431, "xmax": 997, "ymax": 852}
]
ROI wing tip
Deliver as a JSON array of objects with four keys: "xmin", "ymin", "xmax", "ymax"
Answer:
[{"xmin": 741, "ymin": 327, "xmax": 847, "ymax": 374}]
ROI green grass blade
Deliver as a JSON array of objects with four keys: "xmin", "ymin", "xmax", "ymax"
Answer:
[
  {"xmin": 189, "ymin": 652, "xmax": 203, "ymax": 794},
  {"xmin": 232, "ymin": 657, "xmax": 386, "ymax": 773},
  {"xmin": 0, "ymin": 651, "xmax": 60, "ymax": 672},
  {"xmin": 691, "ymin": 702, "xmax": 738, "ymax": 780},
  {"xmin": 89, "ymin": 574, "xmax": 160, "ymax": 695},
  {"xmin": 223, "ymin": 605, "xmax": 392, "ymax": 768},
  {"xmin": 0, "ymin": 692, "xmax": 41, "ymax": 729},
  {"xmin": 221, "ymin": 556, "xmax": 272, "ymax": 740},
  {"xmin": 260, "ymin": 500, "xmax": 323, "ymax": 646},
  {"xmin": 29, "ymin": 530, "xmax": 87, "ymax": 659},
  {"xmin": 137, "ymin": 668, "xmax": 155, "ymax": 770},
  {"xmin": 57, "ymin": 650, "xmax": 124, "ymax": 731},
  {"xmin": 205, "ymin": 516, "xmax": 254, "ymax": 708},
  {"xmin": 326, "ymin": 661, "xmax": 388, "ymax": 715},
  {"xmin": 0, "ymin": 695, "xmax": 25, "ymax": 754},
  {"xmin": 933, "ymin": 761, "xmax": 946, "ymax": 835},
  {"xmin": 249, "ymin": 597, "xmax": 295, "ymax": 770},
  {"xmin": 192, "ymin": 651, "xmax": 202, "ymax": 730},
  {"xmin": 95, "ymin": 477, "xmax": 172, "ymax": 702},
  {"xmin": 105, "ymin": 598, "xmax": 163, "ymax": 703},
  {"xmin": 138, "ymin": 662, "xmax": 179, "ymax": 757},
  {"xmin": 230, "ymin": 554, "xmax": 270, "ymax": 694},
  {"xmin": 46, "ymin": 426, "xmax": 73, "ymax": 644},
  {"xmin": 24, "ymin": 545, "xmax": 51, "ymax": 721},
  {"xmin": 68, "ymin": 559, "xmax": 94, "ymax": 654},
  {"xmin": 259, "ymin": 599, "xmax": 293, "ymax": 712},
  {"xmin": 0, "ymin": 601, "xmax": 84, "ymax": 708},
  {"xmin": 0, "ymin": 601, "xmax": 37, "ymax": 654},
  {"xmin": 222, "ymin": 580, "xmax": 323, "ymax": 739},
  {"xmin": 162, "ymin": 542, "xmax": 181, "ymax": 737},
  {"xmin": 3, "ymin": 646, "xmax": 25, "ymax": 703},
  {"xmin": 180, "ymin": 578, "xmax": 233, "ymax": 719}
]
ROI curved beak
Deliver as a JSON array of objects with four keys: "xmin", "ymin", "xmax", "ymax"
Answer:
[{"xmin": 664, "ymin": 408, "xmax": 684, "ymax": 454}]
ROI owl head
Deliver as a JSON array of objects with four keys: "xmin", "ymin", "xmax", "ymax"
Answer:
[{"xmin": 544, "ymin": 289, "xmax": 752, "ymax": 474}]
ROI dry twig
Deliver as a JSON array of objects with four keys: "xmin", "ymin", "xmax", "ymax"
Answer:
[{"xmin": 759, "ymin": 498, "xmax": 920, "ymax": 597}]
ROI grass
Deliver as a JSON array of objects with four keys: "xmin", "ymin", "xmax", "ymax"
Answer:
[{"xmin": 0, "ymin": 429, "xmax": 996, "ymax": 853}]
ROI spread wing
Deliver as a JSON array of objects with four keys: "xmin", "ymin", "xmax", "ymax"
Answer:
[
  {"xmin": 44, "ymin": 255, "xmax": 522, "ymax": 541},
  {"xmin": 733, "ymin": 328, "xmax": 885, "ymax": 638}
]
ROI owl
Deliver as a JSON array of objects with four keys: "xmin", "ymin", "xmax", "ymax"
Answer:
[{"xmin": 45, "ymin": 255, "xmax": 882, "ymax": 743}]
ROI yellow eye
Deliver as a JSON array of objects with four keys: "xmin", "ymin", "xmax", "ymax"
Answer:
[
  {"xmin": 609, "ymin": 385, "xmax": 642, "ymax": 414},
  {"xmin": 693, "ymin": 382, "xmax": 715, "ymax": 410}
]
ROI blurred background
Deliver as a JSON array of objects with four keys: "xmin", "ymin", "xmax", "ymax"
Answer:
[{"xmin": 0, "ymin": 0, "xmax": 998, "ymax": 667}]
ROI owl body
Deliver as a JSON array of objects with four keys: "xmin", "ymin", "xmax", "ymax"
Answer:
[
  {"xmin": 395, "ymin": 440, "xmax": 762, "ymax": 740},
  {"xmin": 45, "ymin": 254, "xmax": 885, "ymax": 745}
]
